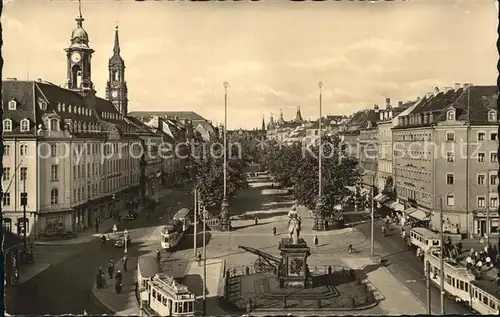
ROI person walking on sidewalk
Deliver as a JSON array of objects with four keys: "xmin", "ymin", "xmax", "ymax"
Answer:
[
  {"xmin": 108, "ymin": 258, "xmax": 115, "ymax": 279},
  {"xmin": 122, "ymin": 254, "xmax": 128, "ymax": 272},
  {"xmin": 95, "ymin": 219, "xmax": 99, "ymax": 233},
  {"xmin": 115, "ymin": 270, "xmax": 123, "ymax": 294},
  {"xmin": 197, "ymin": 251, "xmax": 202, "ymax": 266}
]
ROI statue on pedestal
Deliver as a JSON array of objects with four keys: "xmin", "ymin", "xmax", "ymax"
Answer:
[{"xmin": 288, "ymin": 205, "xmax": 302, "ymax": 244}]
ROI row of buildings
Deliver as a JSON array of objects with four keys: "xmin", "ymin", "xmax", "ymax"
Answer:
[
  {"xmin": 265, "ymin": 84, "xmax": 499, "ymax": 238},
  {"xmin": 1, "ymin": 8, "xmax": 215, "ymax": 238}
]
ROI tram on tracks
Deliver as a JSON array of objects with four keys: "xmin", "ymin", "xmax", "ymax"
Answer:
[
  {"xmin": 424, "ymin": 249, "xmax": 500, "ymax": 314},
  {"xmin": 147, "ymin": 273, "xmax": 195, "ymax": 317},
  {"xmin": 161, "ymin": 208, "xmax": 192, "ymax": 250}
]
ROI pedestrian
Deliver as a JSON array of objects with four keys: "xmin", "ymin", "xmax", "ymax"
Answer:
[
  {"xmin": 95, "ymin": 221, "xmax": 99, "ymax": 233},
  {"xmin": 96, "ymin": 269, "xmax": 102, "ymax": 289},
  {"xmin": 272, "ymin": 225, "xmax": 277, "ymax": 236},
  {"xmin": 197, "ymin": 252, "xmax": 202, "ymax": 266},
  {"xmin": 254, "ymin": 217, "xmax": 259, "ymax": 225},
  {"xmin": 108, "ymin": 259, "xmax": 115, "ymax": 279},
  {"xmin": 122, "ymin": 255, "xmax": 128, "ymax": 272},
  {"xmin": 115, "ymin": 280, "xmax": 122, "ymax": 294},
  {"xmin": 115, "ymin": 270, "xmax": 123, "ymax": 284},
  {"xmin": 313, "ymin": 235, "xmax": 318, "ymax": 246},
  {"xmin": 101, "ymin": 271, "xmax": 107, "ymax": 288},
  {"xmin": 112, "ymin": 224, "xmax": 118, "ymax": 236}
]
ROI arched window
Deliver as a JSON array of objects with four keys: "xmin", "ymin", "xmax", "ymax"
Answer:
[
  {"xmin": 488, "ymin": 110, "xmax": 497, "ymax": 122},
  {"xmin": 20, "ymin": 119, "xmax": 30, "ymax": 132},
  {"xmin": 447, "ymin": 110, "xmax": 455, "ymax": 121},
  {"xmin": 50, "ymin": 119, "xmax": 58, "ymax": 131},
  {"xmin": 50, "ymin": 189, "xmax": 59, "ymax": 205},
  {"xmin": 3, "ymin": 119, "xmax": 12, "ymax": 132}
]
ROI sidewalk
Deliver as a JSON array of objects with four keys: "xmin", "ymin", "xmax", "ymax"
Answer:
[
  {"xmin": 91, "ymin": 255, "xmax": 140, "ymax": 315},
  {"xmin": 340, "ymin": 257, "xmax": 426, "ymax": 315},
  {"xmin": 35, "ymin": 188, "xmax": 176, "ymax": 246}
]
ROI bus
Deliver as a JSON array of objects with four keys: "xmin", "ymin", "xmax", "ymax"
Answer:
[{"xmin": 160, "ymin": 208, "xmax": 192, "ymax": 250}]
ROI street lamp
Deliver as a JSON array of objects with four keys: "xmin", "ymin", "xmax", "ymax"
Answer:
[
  {"xmin": 21, "ymin": 177, "xmax": 28, "ymax": 250},
  {"xmin": 124, "ymin": 229, "xmax": 128, "ymax": 254},
  {"xmin": 220, "ymin": 81, "xmax": 230, "ymax": 232},
  {"xmin": 313, "ymin": 81, "xmax": 325, "ymax": 231}
]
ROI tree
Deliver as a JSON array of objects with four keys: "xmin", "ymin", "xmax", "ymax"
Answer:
[
  {"xmin": 382, "ymin": 176, "xmax": 395, "ymax": 199},
  {"xmin": 260, "ymin": 136, "xmax": 363, "ymax": 220},
  {"xmin": 193, "ymin": 144, "xmax": 248, "ymax": 214}
]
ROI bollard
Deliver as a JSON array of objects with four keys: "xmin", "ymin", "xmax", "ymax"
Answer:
[
  {"xmin": 283, "ymin": 296, "xmax": 287, "ymax": 308},
  {"xmin": 245, "ymin": 266, "xmax": 250, "ymax": 275},
  {"xmin": 351, "ymin": 297, "xmax": 356, "ymax": 308},
  {"xmin": 316, "ymin": 298, "xmax": 321, "ymax": 308}
]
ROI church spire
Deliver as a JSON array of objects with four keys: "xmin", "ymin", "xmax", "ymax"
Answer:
[
  {"xmin": 261, "ymin": 115, "xmax": 266, "ymax": 131},
  {"xmin": 295, "ymin": 105, "xmax": 303, "ymax": 122},
  {"xmin": 113, "ymin": 24, "xmax": 120, "ymax": 55},
  {"xmin": 76, "ymin": 0, "xmax": 84, "ymax": 27}
]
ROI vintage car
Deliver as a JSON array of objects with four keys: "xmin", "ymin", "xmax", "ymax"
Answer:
[{"xmin": 114, "ymin": 233, "xmax": 132, "ymax": 248}]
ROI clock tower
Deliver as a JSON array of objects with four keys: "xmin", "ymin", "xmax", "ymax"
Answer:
[
  {"xmin": 64, "ymin": 0, "xmax": 94, "ymax": 92},
  {"xmin": 105, "ymin": 25, "xmax": 128, "ymax": 115}
]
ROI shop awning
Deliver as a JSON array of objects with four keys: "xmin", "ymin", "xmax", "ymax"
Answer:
[
  {"xmin": 385, "ymin": 201, "xmax": 405, "ymax": 212},
  {"xmin": 345, "ymin": 186, "xmax": 356, "ymax": 193},
  {"xmin": 409, "ymin": 209, "xmax": 431, "ymax": 221},
  {"xmin": 403, "ymin": 207, "xmax": 417, "ymax": 215}
]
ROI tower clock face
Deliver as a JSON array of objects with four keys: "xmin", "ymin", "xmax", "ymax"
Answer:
[
  {"xmin": 71, "ymin": 52, "xmax": 82, "ymax": 63},
  {"xmin": 111, "ymin": 91, "xmax": 119, "ymax": 98}
]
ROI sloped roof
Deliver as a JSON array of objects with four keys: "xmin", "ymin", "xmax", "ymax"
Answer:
[{"xmin": 128, "ymin": 111, "xmax": 205, "ymax": 121}]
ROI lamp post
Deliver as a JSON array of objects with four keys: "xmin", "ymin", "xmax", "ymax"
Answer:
[
  {"xmin": 221, "ymin": 81, "xmax": 230, "ymax": 231},
  {"xmin": 314, "ymin": 81, "xmax": 325, "ymax": 231},
  {"xmin": 202, "ymin": 205, "xmax": 207, "ymax": 315},
  {"xmin": 124, "ymin": 229, "xmax": 128, "ymax": 254}
]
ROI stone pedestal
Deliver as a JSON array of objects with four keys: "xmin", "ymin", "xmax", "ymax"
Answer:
[
  {"xmin": 278, "ymin": 238, "xmax": 312, "ymax": 289},
  {"xmin": 313, "ymin": 200, "xmax": 325, "ymax": 231},
  {"xmin": 220, "ymin": 198, "xmax": 231, "ymax": 231}
]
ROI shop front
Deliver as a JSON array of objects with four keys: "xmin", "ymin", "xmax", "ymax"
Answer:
[{"xmin": 473, "ymin": 211, "xmax": 499, "ymax": 238}]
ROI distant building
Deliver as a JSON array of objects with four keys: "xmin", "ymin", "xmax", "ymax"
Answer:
[{"xmin": 266, "ymin": 106, "xmax": 305, "ymax": 142}]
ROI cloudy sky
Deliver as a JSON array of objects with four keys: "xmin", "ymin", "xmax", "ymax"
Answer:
[{"xmin": 2, "ymin": 0, "xmax": 498, "ymax": 129}]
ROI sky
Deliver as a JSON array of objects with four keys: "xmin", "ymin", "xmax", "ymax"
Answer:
[{"xmin": 2, "ymin": 0, "xmax": 498, "ymax": 129}]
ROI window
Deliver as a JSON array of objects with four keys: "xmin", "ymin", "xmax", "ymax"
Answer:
[
  {"xmin": 491, "ymin": 133, "xmax": 498, "ymax": 141},
  {"xmin": 2, "ymin": 192, "xmax": 10, "ymax": 206},
  {"xmin": 50, "ymin": 189, "xmax": 58, "ymax": 205},
  {"xmin": 446, "ymin": 194, "xmax": 455, "ymax": 206},
  {"xmin": 447, "ymin": 111, "xmax": 455, "ymax": 120},
  {"xmin": 3, "ymin": 219, "xmax": 12, "ymax": 233},
  {"xmin": 478, "ymin": 174, "xmax": 485, "ymax": 185},
  {"xmin": 4, "ymin": 145, "xmax": 10, "ymax": 156},
  {"xmin": 8, "ymin": 100, "xmax": 17, "ymax": 110},
  {"xmin": 39, "ymin": 100, "xmax": 47, "ymax": 110},
  {"xmin": 20, "ymin": 145, "xmax": 28, "ymax": 156},
  {"xmin": 51, "ymin": 145, "xmax": 57, "ymax": 157},
  {"xmin": 20, "ymin": 119, "xmax": 29, "ymax": 132},
  {"xmin": 490, "ymin": 197, "xmax": 498, "ymax": 208},
  {"xmin": 20, "ymin": 167, "xmax": 27, "ymax": 181},
  {"xmin": 2, "ymin": 168, "xmax": 10, "ymax": 181},
  {"xmin": 478, "ymin": 132, "xmax": 486, "ymax": 141},
  {"xmin": 50, "ymin": 119, "xmax": 58, "ymax": 131},
  {"xmin": 51, "ymin": 165, "xmax": 58, "ymax": 181},
  {"xmin": 488, "ymin": 110, "xmax": 497, "ymax": 122},
  {"xmin": 491, "ymin": 174, "xmax": 498, "ymax": 186},
  {"xmin": 491, "ymin": 152, "xmax": 498, "ymax": 163},
  {"xmin": 478, "ymin": 197, "xmax": 486, "ymax": 208},
  {"xmin": 446, "ymin": 152, "xmax": 454, "ymax": 162},
  {"xmin": 446, "ymin": 132, "xmax": 455, "ymax": 141},
  {"xmin": 446, "ymin": 173, "xmax": 454, "ymax": 185},
  {"xmin": 3, "ymin": 119, "xmax": 12, "ymax": 132},
  {"xmin": 478, "ymin": 152, "xmax": 486, "ymax": 162}
]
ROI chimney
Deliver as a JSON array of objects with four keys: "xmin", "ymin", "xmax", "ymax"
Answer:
[
  {"xmin": 434, "ymin": 86, "xmax": 440, "ymax": 94},
  {"xmin": 174, "ymin": 116, "xmax": 179, "ymax": 121},
  {"xmin": 374, "ymin": 104, "xmax": 380, "ymax": 113},
  {"xmin": 37, "ymin": 78, "xmax": 42, "ymax": 82},
  {"xmin": 398, "ymin": 101, "xmax": 403, "ymax": 107},
  {"xmin": 444, "ymin": 87, "xmax": 453, "ymax": 93},
  {"xmin": 416, "ymin": 96, "xmax": 421, "ymax": 101},
  {"xmin": 385, "ymin": 97, "xmax": 391, "ymax": 109},
  {"xmin": 379, "ymin": 112, "xmax": 384, "ymax": 121},
  {"xmin": 426, "ymin": 92, "xmax": 433, "ymax": 98},
  {"xmin": 454, "ymin": 83, "xmax": 461, "ymax": 90},
  {"xmin": 463, "ymin": 83, "xmax": 473, "ymax": 88}
]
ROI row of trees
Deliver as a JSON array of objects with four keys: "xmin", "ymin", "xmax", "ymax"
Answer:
[
  {"xmin": 188, "ymin": 141, "xmax": 249, "ymax": 215},
  {"xmin": 259, "ymin": 136, "xmax": 363, "ymax": 218}
]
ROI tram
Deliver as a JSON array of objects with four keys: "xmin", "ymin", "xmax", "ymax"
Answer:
[
  {"xmin": 147, "ymin": 273, "xmax": 195, "ymax": 316},
  {"xmin": 424, "ymin": 249, "xmax": 500, "ymax": 314},
  {"xmin": 409, "ymin": 227, "xmax": 441, "ymax": 254},
  {"xmin": 161, "ymin": 208, "xmax": 192, "ymax": 250}
]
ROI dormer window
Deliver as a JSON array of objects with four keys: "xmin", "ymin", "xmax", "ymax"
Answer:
[
  {"xmin": 50, "ymin": 119, "xmax": 59, "ymax": 131},
  {"xmin": 20, "ymin": 119, "xmax": 30, "ymax": 132},
  {"xmin": 89, "ymin": 109, "xmax": 92, "ymax": 116},
  {"xmin": 3, "ymin": 119, "xmax": 12, "ymax": 132},
  {"xmin": 57, "ymin": 103, "xmax": 61, "ymax": 112},
  {"xmin": 488, "ymin": 110, "xmax": 497, "ymax": 122},
  {"xmin": 39, "ymin": 100, "xmax": 48, "ymax": 111},
  {"xmin": 68, "ymin": 105, "xmax": 72, "ymax": 113},
  {"xmin": 447, "ymin": 110, "xmax": 455, "ymax": 121},
  {"xmin": 62, "ymin": 103, "xmax": 66, "ymax": 112},
  {"xmin": 8, "ymin": 100, "xmax": 17, "ymax": 110}
]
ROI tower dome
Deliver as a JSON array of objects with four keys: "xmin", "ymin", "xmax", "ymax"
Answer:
[{"xmin": 70, "ymin": 1, "xmax": 89, "ymax": 46}]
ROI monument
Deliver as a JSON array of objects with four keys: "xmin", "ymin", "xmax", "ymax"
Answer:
[{"xmin": 278, "ymin": 205, "xmax": 313, "ymax": 289}]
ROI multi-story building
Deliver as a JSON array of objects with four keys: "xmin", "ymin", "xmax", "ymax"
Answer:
[
  {"xmin": 266, "ymin": 107, "xmax": 305, "ymax": 143},
  {"xmin": 1, "ymin": 8, "xmax": 168, "ymax": 237},
  {"xmin": 340, "ymin": 108, "xmax": 379, "ymax": 161},
  {"xmin": 376, "ymin": 98, "xmax": 414, "ymax": 191},
  {"xmin": 359, "ymin": 106, "xmax": 380, "ymax": 189},
  {"xmin": 392, "ymin": 84, "xmax": 498, "ymax": 236}
]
